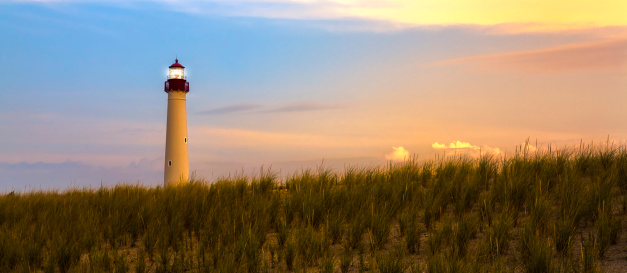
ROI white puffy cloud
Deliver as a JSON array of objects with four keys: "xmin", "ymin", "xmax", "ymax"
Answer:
[
  {"xmin": 385, "ymin": 146, "xmax": 409, "ymax": 161},
  {"xmin": 431, "ymin": 142, "xmax": 447, "ymax": 149},
  {"xmin": 432, "ymin": 140, "xmax": 501, "ymax": 156},
  {"xmin": 482, "ymin": 146, "xmax": 502, "ymax": 156},
  {"xmin": 522, "ymin": 142, "xmax": 537, "ymax": 153}
]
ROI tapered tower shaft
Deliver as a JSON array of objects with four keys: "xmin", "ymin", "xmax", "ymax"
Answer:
[{"xmin": 164, "ymin": 59, "xmax": 190, "ymax": 186}]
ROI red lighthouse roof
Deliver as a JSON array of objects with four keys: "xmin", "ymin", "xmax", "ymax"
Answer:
[{"xmin": 169, "ymin": 59, "xmax": 185, "ymax": 68}]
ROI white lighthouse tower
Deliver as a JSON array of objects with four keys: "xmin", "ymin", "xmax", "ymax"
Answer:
[{"xmin": 164, "ymin": 59, "xmax": 190, "ymax": 186}]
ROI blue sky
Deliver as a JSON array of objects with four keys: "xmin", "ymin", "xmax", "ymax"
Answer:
[{"xmin": 1, "ymin": 1, "xmax": 626, "ymax": 190}]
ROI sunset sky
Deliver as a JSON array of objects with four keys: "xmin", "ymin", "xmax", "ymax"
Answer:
[{"xmin": 1, "ymin": 0, "xmax": 626, "ymax": 190}]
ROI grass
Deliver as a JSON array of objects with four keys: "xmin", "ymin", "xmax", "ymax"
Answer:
[
  {"xmin": 1, "ymin": 142, "xmax": 627, "ymax": 272},
  {"xmin": 519, "ymin": 223, "xmax": 554, "ymax": 273}
]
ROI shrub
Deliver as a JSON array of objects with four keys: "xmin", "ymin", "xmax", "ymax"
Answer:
[
  {"xmin": 454, "ymin": 215, "xmax": 478, "ymax": 257},
  {"xmin": 339, "ymin": 248, "xmax": 353, "ymax": 273},
  {"xmin": 88, "ymin": 248, "xmax": 112, "ymax": 272},
  {"xmin": 426, "ymin": 253, "xmax": 446, "ymax": 273},
  {"xmin": 325, "ymin": 212, "xmax": 344, "ymax": 244},
  {"xmin": 369, "ymin": 207, "xmax": 392, "ymax": 250},
  {"xmin": 50, "ymin": 236, "xmax": 81, "ymax": 273},
  {"xmin": 112, "ymin": 249, "xmax": 129, "ymax": 273},
  {"xmin": 319, "ymin": 253, "xmax": 335, "ymax": 273},
  {"xmin": 596, "ymin": 202, "xmax": 621, "ymax": 257},
  {"xmin": 529, "ymin": 196, "xmax": 551, "ymax": 234},
  {"xmin": 285, "ymin": 240, "xmax": 295, "ymax": 271},
  {"xmin": 375, "ymin": 249, "xmax": 408, "ymax": 273},
  {"xmin": 405, "ymin": 221, "xmax": 422, "ymax": 255},
  {"xmin": 428, "ymin": 218, "xmax": 452, "ymax": 255},
  {"xmin": 276, "ymin": 218, "xmax": 289, "ymax": 247},
  {"xmin": 295, "ymin": 225, "xmax": 326, "ymax": 266},
  {"xmin": 481, "ymin": 211, "xmax": 512, "ymax": 259},
  {"xmin": 519, "ymin": 224, "xmax": 554, "ymax": 273},
  {"xmin": 135, "ymin": 248, "xmax": 147, "ymax": 273},
  {"xmin": 346, "ymin": 215, "xmax": 367, "ymax": 250},
  {"xmin": 553, "ymin": 218, "xmax": 574, "ymax": 255},
  {"xmin": 580, "ymin": 233, "xmax": 599, "ymax": 273}
]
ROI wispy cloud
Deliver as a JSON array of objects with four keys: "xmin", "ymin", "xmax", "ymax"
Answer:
[
  {"xmin": 479, "ymin": 24, "xmax": 627, "ymax": 36},
  {"xmin": 264, "ymin": 101, "xmax": 340, "ymax": 113},
  {"xmin": 0, "ymin": 158, "xmax": 162, "ymax": 191},
  {"xmin": 10, "ymin": 0, "xmax": 627, "ymax": 32},
  {"xmin": 434, "ymin": 37, "xmax": 627, "ymax": 73},
  {"xmin": 198, "ymin": 102, "xmax": 340, "ymax": 115},
  {"xmin": 197, "ymin": 103, "xmax": 261, "ymax": 115},
  {"xmin": 190, "ymin": 125, "xmax": 383, "ymax": 149}
]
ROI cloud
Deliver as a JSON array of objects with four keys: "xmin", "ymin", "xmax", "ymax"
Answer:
[
  {"xmin": 0, "ymin": 158, "xmax": 163, "ymax": 191},
  {"xmin": 434, "ymin": 37, "xmax": 627, "ymax": 73},
  {"xmin": 168, "ymin": 0, "xmax": 627, "ymax": 31},
  {"xmin": 12, "ymin": 0, "xmax": 627, "ymax": 32},
  {"xmin": 432, "ymin": 141, "xmax": 501, "ymax": 156},
  {"xmin": 385, "ymin": 146, "xmax": 409, "ymax": 161},
  {"xmin": 515, "ymin": 141, "xmax": 539, "ymax": 154},
  {"xmin": 190, "ymin": 125, "xmax": 387, "ymax": 149},
  {"xmin": 522, "ymin": 142, "xmax": 537, "ymax": 153},
  {"xmin": 432, "ymin": 141, "xmax": 480, "ymax": 150},
  {"xmin": 197, "ymin": 102, "xmax": 340, "ymax": 115},
  {"xmin": 431, "ymin": 142, "xmax": 447, "ymax": 149},
  {"xmin": 264, "ymin": 102, "xmax": 340, "ymax": 113},
  {"xmin": 479, "ymin": 24, "xmax": 627, "ymax": 36},
  {"xmin": 197, "ymin": 104, "xmax": 260, "ymax": 115}
]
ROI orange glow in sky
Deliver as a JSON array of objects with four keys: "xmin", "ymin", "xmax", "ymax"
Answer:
[{"xmin": 340, "ymin": 0, "xmax": 627, "ymax": 30}]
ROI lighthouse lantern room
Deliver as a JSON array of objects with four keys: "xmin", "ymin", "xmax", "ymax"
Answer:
[
  {"xmin": 164, "ymin": 59, "xmax": 190, "ymax": 186},
  {"xmin": 169, "ymin": 62, "xmax": 184, "ymax": 79},
  {"xmin": 164, "ymin": 59, "xmax": 189, "ymax": 92}
]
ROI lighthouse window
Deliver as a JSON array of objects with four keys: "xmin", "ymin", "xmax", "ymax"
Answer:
[
  {"xmin": 184, "ymin": 137, "xmax": 187, "ymax": 143},
  {"xmin": 168, "ymin": 161, "xmax": 172, "ymax": 167}
]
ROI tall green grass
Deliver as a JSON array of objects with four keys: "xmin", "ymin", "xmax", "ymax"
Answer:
[{"xmin": 0, "ymin": 142, "xmax": 625, "ymax": 272}]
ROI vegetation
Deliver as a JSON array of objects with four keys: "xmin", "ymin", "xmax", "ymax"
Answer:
[{"xmin": 1, "ymin": 142, "xmax": 627, "ymax": 272}]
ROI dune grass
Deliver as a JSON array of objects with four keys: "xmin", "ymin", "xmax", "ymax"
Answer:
[{"xmin": 1, "ymin": 142, "xmax": 627, "ymax": 272}]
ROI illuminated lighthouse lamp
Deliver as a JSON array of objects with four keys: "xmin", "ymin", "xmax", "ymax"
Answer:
[
  {"xmin": 169, "ymin": 61, "xmax": 185, "ymax": 79},
  {"xmin": 164, "ymin": 59, "xmax": 189, "ymax": 91}
]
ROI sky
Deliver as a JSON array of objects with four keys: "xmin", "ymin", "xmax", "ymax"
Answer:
[{"xmin": 1, "ymin": 0, "xmax": 626, "ymax": 190}]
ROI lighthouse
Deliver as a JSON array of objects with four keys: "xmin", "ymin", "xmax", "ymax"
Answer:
[{"xmin": 164, "ymin": 59, "xmax": 190, "ymax": 186}]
